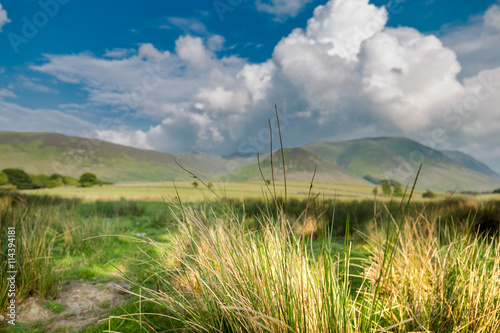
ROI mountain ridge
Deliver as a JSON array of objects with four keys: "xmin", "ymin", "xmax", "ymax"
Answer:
[{"xmin": 0, "ymin": 131, "xmax": 499, "ymax": 191}]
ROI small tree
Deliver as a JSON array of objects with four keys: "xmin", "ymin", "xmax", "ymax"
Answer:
[
  {"xmin": 2, "ymin": 168, "xmax": 35, "ymax": 189},
  {"xmin": 0, "ymin": 171, "xmax": 8, "ymax": 185},
  {"xmin": 372, "ymin": 186, "xmax": 378, "ymax": 196},
  {"xmin": 31, "ymin": 174, "xmax": 51, "ymax": 189},
  {"xmin": 422, "ymin": 190, "xmax": 437, "ymax": 198},
  {"xmin": 207, "ymin": 182, "xmax": 214, "ymax": 189},
  {"xmin": 380, "ymin": 180, "xmax": 392, "ymax": 196},
  {"xmin": 393, "ymin": 183, "xmax": 404, "ymax": 197},
  {"xmin": 79, "ymin": 172, "xmax": 98, "ymax": 187},
  {"xmin": 192, "ymin": 181, "xmax": 199, "ymax": 188},
  {"xmin": 266, "ymin": 180, "xmax": 271, "ymax": 185}
]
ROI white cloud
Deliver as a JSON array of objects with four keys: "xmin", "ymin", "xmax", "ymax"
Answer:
[
  {"xmin": 441, "ymin": 4, "xmax": 500, "ymax": 78},
  {"xmin": 304, "ymin": 0, "xmax": 387, "ymax": 61},
  {"xmin": 104, "ymin": 48, "xmax": 136, "ymax": 59},
  {"xmin": 0, "ymin": 3, "xmax": 11, "ymax": 32},
  {"xmin": 0, "ymin": 88, "xmax": 17, "ymax": 99},
  {"xmin": 18, "ymin": 75, "xmax": 58, "ymax": 93},
  {"xmin": 360, "ymin": 27, "xmax": 463, "ymax": 130},
  {"xmin": 25, "ymin": 0, "xmax": 500, "ymax": 171},
  {"xmin": 0, "ymin": 3, "xmax": 10, "ymax": 31},
  {"xmin": 255, "ymin": 0, "xmax": 313, "ymax": 19},
  {"xmin": 0, "ymin": 99, "xmax": 94, "ymax": 134},
  {"xmin": 162, "ymin": 17, "xmax": 207, "ymax": 35},
  {"xmin": 175, "ymin": 36, "xmax": 213, "ymax": 68}
]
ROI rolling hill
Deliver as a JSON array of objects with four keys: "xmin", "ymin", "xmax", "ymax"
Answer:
[
  {"xmin": 226, "ymin": 147, "xmax": 365, "ymax": 183},
  {"xmin": 1, "ymin": 131, "xmax": 499, "ymax": 191},
  {"xmin": 302, "ymin": 137, "xmax": 500, "ymax": 191},
  {"xmin": 0, "ymin": 132, "xmax": 223, "ymax": 182}
]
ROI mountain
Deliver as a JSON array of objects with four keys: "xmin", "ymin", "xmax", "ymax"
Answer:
[
  {"xmin": 1, "ymin": 131, "xmax": 499, "ymax": 191},
  {"xmin": 441, "ymin": 150, "xmax": 500, "ymax": 179},
  {"xmin": 302, "ymin": 137, "xmax": 500, "ymax": 191},
  {"xmin": 226, "ymin": 147, "xmax": 365, "ymax": 183},
  {"xmin": 0, "ymin": 132, "xmax": 219, "ymax": 182}
]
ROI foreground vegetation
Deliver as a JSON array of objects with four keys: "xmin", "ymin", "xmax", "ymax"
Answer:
[{"xmin": 1, "ymin": 186, "xmax": 500, "ymax": 332}]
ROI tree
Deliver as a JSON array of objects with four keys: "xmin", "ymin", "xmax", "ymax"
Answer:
[
  {"xmin": 79, "ymin": 173, "xmax": 98, "ymax": 187},
  {"xmin": 207, "ymin": 182, "xmax": 214, "ymax": 189},
  {"xmin": 31, "ymin": 174, "xmax": 51, "ymax": 189},
  {"xmin": 372, "ymin": 186, "xmax": 378, "ymax": 196},
  {"xmin": 2, "ymin": 168, "xmax": 35, "ymax": 189},
  {"xmin": 380, "ymin": 180, "xmax": 392, "ymax": 196},
  {"xmin": 393, "ymin": 183, "xmax": 404, "ymax": 197},
  {"xmin": 0, "ymin": 171, "xmax": 8, "ymax": 185},
  {"xmin": 422, "ymin": 190, "xmax": 437, "ymax": 198},
  {"xmin": 192, "ymin": 181, "xmax": 199, "ymax": 188},
  {"xmin": 494, "ymin": 188, "xmax": 500, "ymax": 194}
]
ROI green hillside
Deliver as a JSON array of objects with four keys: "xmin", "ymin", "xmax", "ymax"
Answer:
[
  {"xmin": 1, "ymin": 132, "xmax": 499, "ymax": 191},
  {"xmin": 442, "ymin": 150, "xmax": 500, "ymax": 179},
  {"xmin": 303, "ymin": 137, "xmax": 500, "ymax": 191},
  {"xmin": 0, "ymin": 132, "xmax": 218, "ymax": 182},
  {"xmin": 227, "ymin": 147, "xmax": 366, "ymax": 184}
]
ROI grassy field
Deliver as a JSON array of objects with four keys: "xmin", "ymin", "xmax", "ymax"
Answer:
[
  {"xmin": 2, "ymin": 182, "xmax": 500, "ymax": 332},
  {"xmin": 19, "ymin": 180, "xmax": 457, "ymax": 202}
]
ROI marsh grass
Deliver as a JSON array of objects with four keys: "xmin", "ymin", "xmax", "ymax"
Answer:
[
  {"xmin": 366, "ymin": 211, "xmax": 500, "ymax": 332},
  {"xmin": 109, "ymin": 171, "xmax": 500, "ymax": 332},
  {"xmin": 0, "ymin": 194, "xmax": 59, "ymax": 307},
  {"xmin": 118, "ymin": 205, "xmax": 387, "ymax": 332}
]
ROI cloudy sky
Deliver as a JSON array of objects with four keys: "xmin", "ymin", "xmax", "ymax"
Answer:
[{"xmin": 1, "ymin": 0, "xmax": 500, "ymax": 172}]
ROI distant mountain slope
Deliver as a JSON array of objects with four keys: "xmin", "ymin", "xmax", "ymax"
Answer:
[
  {"xmin": 227, "ymin": 147, "xmax": 366, "ymax": 184},
  {"xmin": 1, "ymin": 132, "xmax": 499, "ymax": 191},
  {"xmin": 442, "ymin": 150, "xmax": 500, "ymax": 179},
  {"xmin": 0, "ymin": 132, "xmax": 217, "ymax": 182},
  {"xmin": 303, "ymin": 137, "xmax": 500, "ymax": 191}
]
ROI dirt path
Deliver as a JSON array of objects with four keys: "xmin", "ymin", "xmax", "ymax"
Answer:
[{"xmin": 17, "ymin": 281, "xmax": 130, "ymax": 332}]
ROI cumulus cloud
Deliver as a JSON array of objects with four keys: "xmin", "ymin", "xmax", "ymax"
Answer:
[
  {"xmin": 255, "ymin": 0, "xmax": 313, "ymax": 19},
  {"xmin": 360, "ymin": 27, "xmax": 463, "ymax": 130},
  {"xmin": 25, "ymin": 0, "xmax": 500, "ymax": 171},
  {"xmin": 0, "ymin": 3, "xmax": 11, "ymax": 31},
  {"xmin": 441, "ymin": 4, "xmax": 500, "ymax": 78}
]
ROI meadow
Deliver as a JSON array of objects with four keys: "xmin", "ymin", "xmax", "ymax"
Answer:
[
  {"xmin": 25, "ymin": 180, "xmax": 443, "ymax": 202},
  {"xmin": 1, "ymin": 178, "xmax": 500, "ymax": 332}
]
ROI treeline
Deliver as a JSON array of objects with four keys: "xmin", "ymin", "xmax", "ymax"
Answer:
[{"xmin": 0, "ymin": 169, "xmax": 110, "ymax": 189}]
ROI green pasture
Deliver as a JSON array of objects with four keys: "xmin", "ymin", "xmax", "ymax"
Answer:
[{"xmin": 19, "ymin": 180, "xmax": 455, "ymax": 202}]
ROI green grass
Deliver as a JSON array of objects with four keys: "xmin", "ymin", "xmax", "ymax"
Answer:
[
  {"xmin": 42, "ymin": 301, "xmax": 65, "ymax": 314},
  {"xmin": 21, "ymin": 180, "xmax": 444, "ymax": 202},
  {"xmin": 1, "ymin": 189, "xmax": 499, "ymax": 332},
  {"xmin": 106, "ymin": 189, "xmax": 500, "ymax": 332}
]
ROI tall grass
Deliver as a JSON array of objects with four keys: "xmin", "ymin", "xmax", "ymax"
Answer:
[
  {"xmin": 126, "ymin": 206, "xmax": 390, "ymax": 332},
  {"xmin": 115, "ymin": 198, "xmax": 500, "ymax": 332},
  {"xmin": 367, "ymin": 212, "xmax": 500, "ymax": 332},
  {"xmin": 0, "ymin": 194, "xmax": 59, "ymax": 307}
]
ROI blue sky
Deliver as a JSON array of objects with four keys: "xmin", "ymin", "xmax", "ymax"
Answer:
[{"xmin": 1, "ymin": 0, "xmax": 500, "ymax": 174}]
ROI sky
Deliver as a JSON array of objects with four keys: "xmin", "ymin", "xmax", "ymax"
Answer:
[{"xmin": 1, "ymin": 0, "xmax": 500, "ymax": 173}]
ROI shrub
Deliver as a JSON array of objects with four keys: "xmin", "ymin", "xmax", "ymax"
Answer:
[
  {"xmin": 2, "ymin": 168, "xmax": 35, "ymax": 189},
  {"xmin": 380, "ymin": 180, "xmax": 392, "ymax": 196},
  {"xmin": 422, "ymin": 190, "xmax": 437, "ymax": 198},
  {"xmin": 31, "ymin": 174, "xmax": 51, "ymax": 188},
  {"xmin": 79, "ymin": 172, "xmax": 98, "ymax": 187},
  {"xmin": 393, "ymin": 183, "xmax": 404, "ymax": 197},
  {"xmin": 0, "ymin": 171, "xmax": 8, "ymax": 185}
]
